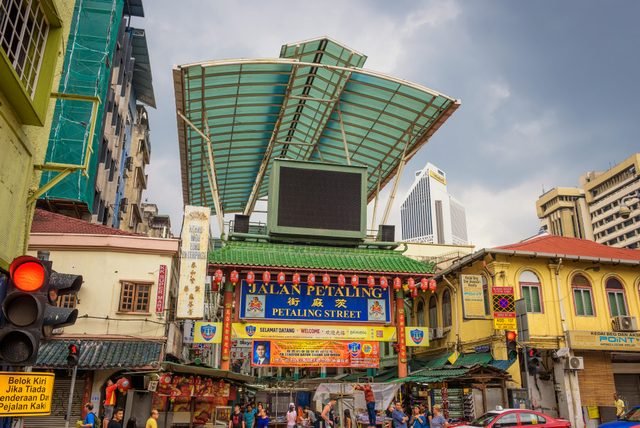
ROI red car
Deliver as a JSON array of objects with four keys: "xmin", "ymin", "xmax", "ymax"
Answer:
[{"xmin": 455, "ymin": 408, "xmax": 571, "ymax": 428}]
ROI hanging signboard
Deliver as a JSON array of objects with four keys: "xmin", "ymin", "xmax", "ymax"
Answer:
[
  {"xmin": 232, "ymin": 322, "xmax": 396, "ymax": 341},
  {"xmin": 460, "ymin": 274, "xmax": 487, "ymax": 319},
  {"xmin": 0, "ymin": 372, "xmax": 55, "ymax": 416},
  {"xmin": 177, "ymin": 206, "xmax": 210, "ymax": 319},
  {"xmin": 405, "ymin": 327, "xmax": 430, "ymax": 347},
  {"xmin": 239, "ymin": 281, "xmax": 391, "ymax": 323},
  {"xmin": 492, "ymin": 286, "xmax": 516, "ymax": 330},
  {"xmin": 155, "ymin": 264, "xmax": 167, "ymax": 314},
  {"xmin": 193, "ymin": 322, "xmax": 223, "ymax": 344},
  {"xmin": 251, "ymin": 340, "xmax": 380, "ymax": 368},
  {"xmin": 567, "ymin": 330, "xmax": 640, "ymax": 351}
]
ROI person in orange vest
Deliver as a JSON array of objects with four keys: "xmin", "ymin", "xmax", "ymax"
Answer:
[
  {"xmin": 103, "ymin": 379, "xmax": 118, "ymax": 427},
  {"xmin": 355, "ymin": 384, "xmax": 377, "ymax": 428}
]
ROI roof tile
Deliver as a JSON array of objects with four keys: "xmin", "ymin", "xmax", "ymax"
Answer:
[{"xmin": 31, "ymin": 209, "xmax": 140, "ymax": 236}]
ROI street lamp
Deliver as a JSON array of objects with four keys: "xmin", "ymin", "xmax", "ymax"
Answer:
[{"xmin": 619, "ymin": 190, "xmax": 640, "ymax": 219}]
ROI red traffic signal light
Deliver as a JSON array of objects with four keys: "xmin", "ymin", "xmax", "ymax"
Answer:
[
  {"xmin": 9, "ymin": 256, "xmax": 47, "ymax": 292},
  {"xmin": 506, "ymin": 331, "xmax": 517, "ymax": 342},
  {"xmin": 67, "ymin": 343, "xmax": 79, "ymax": 366}
]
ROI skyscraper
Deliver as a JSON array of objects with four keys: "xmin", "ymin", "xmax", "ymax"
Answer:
[{"xmin": 400, "ymin": 163, "xmax": 468, "ymax": 245}]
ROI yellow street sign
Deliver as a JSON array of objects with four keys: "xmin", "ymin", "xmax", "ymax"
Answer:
[
  {"xmin": 232, "ymin": 322, "xmax": 397, "ymax": 341},
  {"xmin": 0, "ymin": 372, "xmax": 55, "ymax": 416},
  {"xmin": 494, "ymin": 317, "xmax": 517, "ymax": 330}
]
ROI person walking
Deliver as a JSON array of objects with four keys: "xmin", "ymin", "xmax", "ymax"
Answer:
[
  {"xmin": 429, "ymin": 405, "xmax": 448, "ymax": 428},
  {"xmin": 355, "ymin": 383, "xmax": 377, "ymax": 428},
  {"xmin": 80, "ymin": 403, "xmax": 97, "ymax": 428},
  {"xmin": 614, "ymin": 393, "xmax": 626, "ymax": 419},
  {"xmin": 306, "ymin": 406, "xmax": 318, "ymax": 428},
  {"xmin": 245, "ymin": 404, "xmax": 257, "ymax": 428},
  {"xmin": 391, "ymin": 402, "xmax": 408, "ymax": 428},
  {"xmin": 321, "ymin": 399, "xmax": 337, "ymax": 428},
  {"xmin": 257, "ymin": 403, "xmax": 270, "ymax": 428},
  {"xmin": 344, "ymin": 409, "xmax": 353, "ymax": 428},
  {"xmin": 287, "ymin": 403, "xmax": 298, "ymax": 428},
  {"xmin": 230, "ymin": 404, "xmax": 246, "ymax": 428},
  {"xmin": 146, "ymin": 409, "xmax": 159, "ymax": 428},
  {"xmin": 107, "ymin": 408, "xmax": 125, "ymax": 428},
  {"xmin": 409, "ymin": 406, "xmax": 426, "ymax": 428}
]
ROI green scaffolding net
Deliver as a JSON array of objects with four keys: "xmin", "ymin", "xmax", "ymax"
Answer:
[{"xmin": 40, "ymin": 0, "xmax": 124, "ymax": 211}]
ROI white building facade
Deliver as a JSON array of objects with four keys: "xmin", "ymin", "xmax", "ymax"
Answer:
[{"xmin": 400, "ymin": 163, "xmax": 468, "ymax": 245}]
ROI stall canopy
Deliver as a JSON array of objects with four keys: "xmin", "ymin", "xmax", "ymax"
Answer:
[
  {"xmin": 173, "ymin": 36, "xmax": 460, "ymax": 217},
  {"xmin": 314, "ymin": 383, "xmax": 400, "ymax": 411},
  {"xmin": 392, "ymin": 364, "xmax": 511, "ymax": 384},
  {"xmin": 161, "ymin": 362, "xmax": 255, "ymax": 384}
]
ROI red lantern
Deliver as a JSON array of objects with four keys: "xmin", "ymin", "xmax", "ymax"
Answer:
[
  {"xmin": 246, "ymin": 271, "xmax": 255, "ymax": 284},
  {"xmin": 230, "ymin": 270, "xmax": 239, "ymax": 284},
  {"xmin": 214, "ymin": 269, "xmax": 223, "ymax": 284},
  {"xmin": 292, "ymin": 273, "xmax": 301, "ymax": 285},
  {"xmin": 380, "ymin": 276, "xmax": 388, "ymax": 289},
  {"xmin": 307, "ymin": 273, "xmax": 316, "ymax": 287},
  {"xmin": 322, "ymin": 273, "xmax": 331, "ymax": 287},
  {"xmin": 407, "ymin": 278, "xmax": 416, "ymax": 290},
  {"xmin": 420, "ymin": 278, "xmax": 428, "ymax": 291},
  {"xmin": 277, "ymin": 272, "xmax": 286, "ymax": 285},
  {"xmin": 351, "ymin": 275, "xmax": 359, "ymax": 287},
  {"xmin": 429, "ymin": 279, "xmax": 437, "ymax": 293},
  {"xmin": 338, "ymin": 274, "xmax": 346, "ymax": 287},
  {"xmin": 393, "ymin": 277, "xmax": 402, "ymax": 290},
  {"xmin": 367, "ymin": 275, "xmax": 375, "ymax": 288},
  {"xmin": 411, "ymin": 288, "xmax": 419, "ymax": 298},
  {"xmin": 262, "ymin": 271, "xmax": 271, "ymax": 284}
]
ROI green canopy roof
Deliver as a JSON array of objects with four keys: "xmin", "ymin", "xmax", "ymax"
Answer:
[
  {"xmin": 209, "ymin": 240, "xmax": 434, "ymax": 275},
  {"xmin": 174, "ymin": 37, "xmax": 459, "ymax": 216}
]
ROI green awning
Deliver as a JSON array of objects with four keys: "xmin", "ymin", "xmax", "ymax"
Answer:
[
  {"xmin": 174, "ymin": 37, "xmax": 459, "ymax": 215},
  {"xmin": 391, "ymin": 368, "xmax": 470, "ymax": 384},
  {"xmin": 209, "ymin": 240, "xmax": 435, "ymax": 274},
  {"xmin": 451, "ymin": 352, "xmax": 493, "ymax": 367}
]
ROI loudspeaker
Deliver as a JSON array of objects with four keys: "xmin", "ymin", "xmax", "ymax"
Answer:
[
  {"xmin": 378, "ymin": 225, "xmax": 395, "ymax": 242},
  {"xmin": 234, "ymin": 215, "xmax": 250, "ymax": 233}
]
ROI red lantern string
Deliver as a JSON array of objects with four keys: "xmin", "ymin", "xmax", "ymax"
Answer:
[
  {"xmin": 322, "ymin": 274, "xmax": 331, "ymax": 287},
  {"xmin": 338, "ymin": 274, "xmax": 346, "ymax": 287},
  {"xmin": 429, "ymin": 279, "xmax": 437, "ymax": 293},
  {"xmin": 367, "ymin": 275, "xmax": 375, "ymax": 288},
  {"xmin": 393, "ymin": 277, "xmax": 402, "ymax": 290},
  {"xmin": 407, "ymin": 278, "xmax": 416, "ymax": 290},
  {"xmin": 292, "ymin": 273, "xmax": 301, "ymax": 285},
  {"xmin": 214, "ymin": 269, "xmax": 223, "ymax": 284},
  {"xmin": 262, "ymin": 271, "xmax": 271, "ymax": 283},
  {"xmin": 230, "ymin": 270, "xmax": 239, "ymax": 285},
  {"xmin": 351, "ymin": 275, "xmax": 359, "ymax": 287},
  {"xmin": 277, "ymin": 272, "xmax": 286, "ymax": 285},
  {"xmin": 380, "ymin": 276, "xmax": 388, "ymax": 289},
  {"xmin": 246, "ymin": 271, "xmax": 255, "ymax": 285},
  {"xmin": 411, "ymin": 288, "xmax": 418, "ymax": 298},
  {"xmin": 307, "ymin": 273, "xmax": 316, "ymax": 287},
  {"xmin": 420, "ymin": 278, "xmax": 428, "ymax": 292}
]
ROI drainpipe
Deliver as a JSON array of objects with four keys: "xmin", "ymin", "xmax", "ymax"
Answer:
[{"xmin": 443, "ymin": 275, "xmax": 460, "ymax": 347}]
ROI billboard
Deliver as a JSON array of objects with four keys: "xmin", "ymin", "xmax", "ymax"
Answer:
[
  {"xmin": 239, "ymin": 280, "xmax": 391, "ymax": 323},
  {"xmin": 251, "ymin": 340, "xmax": 379, "ymax": 368},
  {"xmin": 460, "ymin": 274, "xmax": 487, "ymax": 319},
  {"xmin": 177, "ymin": 206, "xmax": 210, "ymax": 318}
]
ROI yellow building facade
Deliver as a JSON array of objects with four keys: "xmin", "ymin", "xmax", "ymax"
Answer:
[{"xmin": 413, "ymin": 234, "xmax": 640, "ymax": 428}]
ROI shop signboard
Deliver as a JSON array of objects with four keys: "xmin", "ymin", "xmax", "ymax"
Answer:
[
  {"xmin": 492, "ymin": 286, "xmax": 515, "ymax": 329},
  {"xmin": 493, "ymin": 317, "xmax": 517, "ymax": 330},
  {"xmin": 239, "ymin": 281, "xmax": 391, "ymax": 323},
  {"xmin": 177, "ymin": 206, "xmax": 210, "ymax": 319},
  {"xmin": 405, "ymin": 327, "xmax": 430, "ymax": 347},
  {"xmin": 460, "ymin": 274, "xmax": 487, "ymax": 319},
  {"xmin": 567, "ymin": 330, "xmax": 640, "ymax": 351},
  {"xmin": 156, "ymin": 264, "xmax": 167, "ymax": 313},
  {"xmin": 0, "ymin": 372, "xmax": 55, "ymax": 416},
  {"xmin": 194, "ymin": 322, "xmax": 223, "ymax": 344},
  {"xmin": 251, "ymin": 340, "xmax": 380, "ymax": 368},
  {"xmin": 231, "ymin": 322, "xmax": 396, "ymax": 341}
]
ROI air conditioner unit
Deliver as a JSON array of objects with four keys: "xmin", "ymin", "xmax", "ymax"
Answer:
[
  {"xmin": 612, "ymin": 316, "xmax": 638, "ymax": 332},
  {"xmin": 429, "ymin": 328, "xmax": 435, "ymax": 340},
  {"xmin": 565, "ymin": 356, "xmax": 584, "ymax": 370},
  {"xmin": 435, "ymin": 327, "xmax": 444, "ymax": 339}
]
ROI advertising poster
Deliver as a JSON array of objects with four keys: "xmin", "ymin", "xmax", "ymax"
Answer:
[
  {"xmin": 460, "ymin": 274, "xmax": 487, "ymax": 319},
  {"xmin": 177, "ymin": 206, "xmax": 210, "ymax": 319},
  {"xmin": 194, "ymin": 322, "xmax": 223, "ymax": 344},
  {"xmin": 155, "ymin": 373, "xmax": 230, "ymax": 400},
  {"xmin": 251, "ymin": 340, "xmax": 380, "ymax": 368},
  {"xmin": 232, "ymin": 322, "xmax": 396, "ymax": 341},
  {"xmin": 239, "ymin": 280, "xmax": 391, "ymax": 323}
]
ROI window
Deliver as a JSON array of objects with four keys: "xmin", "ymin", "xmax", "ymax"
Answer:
[
  {"xmin": 481, "ymin": 275, "xmax": 490, "ymax": 315},
  {"xmin": 606, "ymin": 277, "xmax": 628, "ymax": 317},
  {"xmin": 416, "ymin": 300, "xmax": 425, "ymax": 327},
  {"xmin": 119, "ymin": 281, "xmax": 151, "ymax": 313},
  {"xmin": 57, "ymin": 294, "xmax": 76, "ymax": 309},
  {"xmin": 428, "ymin": 295, "xmax": 438, "ymax": 329},
  {"xmin": 572, "ymin": 274, "xmax": 594, "ymax": 316},
  {"xmin": 0, "ymin": 0, "xmax": 49, "ymax": 96},
  {"xmin": 442, "ymin": 289, "xmax": 452, "ymax": 327},
  {"xmin": 494, "ymin": 413, "xmax": 518, "ymax": 427},
  {"xmin": 520, "ymin": 413, "xmax": 546, "ymax": 425},
  {"xmin": 519, "ymin": 270, "xmax": 543, "ymax": 313}
]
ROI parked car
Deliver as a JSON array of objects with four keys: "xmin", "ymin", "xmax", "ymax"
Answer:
[
  {"xmin": 453, "ymin": 408, "xmax": 571, "ymax": 428},
  {"xmin": 599, "ymin": 405, "xmax": 640, "ymax": 428}
]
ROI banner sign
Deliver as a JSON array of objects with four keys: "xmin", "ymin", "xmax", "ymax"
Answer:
[
  {"xmin": 232, "ymin": 322, "xmax": 396, "ymax": 341},
  {"xmin": 493, "ymin": 317, "xmax": 517, "ymax": 330},
  {"xmin": 239, "ymin": 281, "xmax": 391, "ymax": 323},
  {"xmin": 405, "ymin": 327, "xmax": 430, "ymax": 347},
  {"xmin": 567, "ymin": 330, "xmax": 640, "ymax": 351},
  {"xmin": 251, "ymin": 340, "xmax": 380, "ymax": 368},
  {"xmin": 156, "ymin": 373, "xmax": 230, "ymax": 400},
  {"xmin": 156, "ymin": 264, "xmax": 167, "ymax": 313},
  {"xmin": 0, "ymin": 372, "xmax": 54, "ymax": 416},
  {"xmin": 177, "ymin": 206, "xmax": 210, "ymax": 319},
  {"xmin": 460, "ymin": 274, "xmax": 487, "ymax": 319},
  {"xmin": 194, "ymin": 322, "xmax": 223, "ymax": 344}
]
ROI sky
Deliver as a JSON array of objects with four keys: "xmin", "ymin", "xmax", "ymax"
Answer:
[{"xmin": 134, "ymin": 0, "xmax": 640, "ymax": 249}]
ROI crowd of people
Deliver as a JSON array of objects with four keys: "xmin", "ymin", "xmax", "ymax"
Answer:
[{"xmin": 78, "ymin": 403, "xmax": 159, "ymax": 428}]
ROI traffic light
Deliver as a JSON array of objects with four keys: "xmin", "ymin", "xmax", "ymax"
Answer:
[
  {"xmin": 67, "ymin": 343, "xmax": 79, "ymax": 366},
  {"xmin": 505, "ymin": 330, "xmax": 518, "ymax": 360},
  {"xmin": 43, "ymin": 269, "xmax": 82, "ymax": 336},
  {"xmin": 527, "ymin": 348, "xmax": 542, "ymax": 373}
]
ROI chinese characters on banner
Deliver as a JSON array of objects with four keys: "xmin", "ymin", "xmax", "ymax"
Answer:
[
  {"xmin": 251, "ymin": 340, "xmax": 380, "ymax": 368},
  {"xmin": 231, "ymin": 322, "xmax": 397, "ymax": 341},
  {"xmin": 177, "ymin": 206, "xmax": 210, "ymax": 318},
  {"xmin": 492, "ymin": 286, "xmax": 517, "ymax": 330},
  {"xmin": 155, "ymin": 264, "xmax": 167, "ymax": 313}
]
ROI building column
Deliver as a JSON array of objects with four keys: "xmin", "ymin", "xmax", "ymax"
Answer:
[
  {"xmin": 220, "ymin": 280, "xmax": 234, "ymax": 371},
  {"xmin": 397, "ymin": 290, "xmax": 408, "ymax": 378}
]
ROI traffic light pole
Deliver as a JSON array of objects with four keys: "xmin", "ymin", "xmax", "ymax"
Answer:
[
  {"xmin": 521, "ymin": 343, "xmax": 531, "ymax": 408},
  {"xmin": 64, "ymin": 365, "xmax": 78, "ymax": 428}
]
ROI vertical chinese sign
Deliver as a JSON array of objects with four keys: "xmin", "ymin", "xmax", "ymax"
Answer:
[
  {"xmin": 177, "ymin": 206, "xmax": 210, "ymax": 319},
  {"xmin": 156, "ymin": 264, "xmax": 167, "ymax": 314}
]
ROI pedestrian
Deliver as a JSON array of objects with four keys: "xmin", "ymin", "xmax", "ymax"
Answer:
[
  {"xmin": 297, "ymin": 405, "xmax": 306, "ymax": 427},
  {"xmin": 355, "ymin": 383, "xmax": 377, "ymax": 428},
  {"xmin": 104, "ymin": 380, "xmax": 118, "ymax": 427},
  {"xmin": 429, "ymin": 405, "xmax": 447, "ymax": 428},
  {"xmin": 344, "ymin": 409, "xmax": 353, "ymax": 428},
  {"xmin": 287, "ymin": 403, "xmax": 297, "ymax": 428},
  {"xmin": 125, "ymin": 416, "xmax": 136, "ymax": 428},
  {"xmin": 321, "ymin": 398, "xmax": 337, "ymax": 428},
  {"xmin": 391, "ymin": 402, "xmax": 408, "ymax": 428},
  {"xmin": 80, "ymin": 403, "xmax": 97, "ymax": 428},
  {"xmin": 385, "ymin": 404, "xmax": 394, "ymax": 419},
  {"xmin": 245, "ymin": 404, "xmax": 257, "ymax": 428},
  {"xmin": 257, "ymin": 403, "xmax": 270, "ymax": 428},
  {"xmin": 107, "ymin": 408, "xmax": 125, "ymax": 428},
  {"xmin": 306, "ymin": 406, "xmax": 318, "ymax": 428},
  {"xmin": 409, "ymin": 406, "xmax": 426, "ymax": 428},
  {"xmin": 614, "ymin": 393, "xmax": 626, "ymax": 420},
  {"xmin": 146, "ymin": 409, "xmax": 159, "ymax": 428},
  {"xmin": 230, "ymin": 404, "xmax": 246, "ymax": 428}
]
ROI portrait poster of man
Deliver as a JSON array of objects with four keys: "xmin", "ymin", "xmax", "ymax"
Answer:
[{"xmin": 252, "ymin": 341, "xmax": 270, "ymax": 366}]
